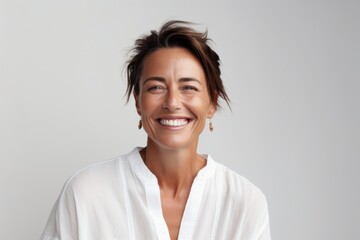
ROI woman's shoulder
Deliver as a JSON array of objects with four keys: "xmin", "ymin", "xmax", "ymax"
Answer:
[
  {"xmin": 208, "ymin": 157, "xmax": 268, "ymax": 205},
  {"xmin": 203, "ymin": 157, "xmax": 271, "ymax": 239},
  {"xmin": 61, "ymin": 148, "xmax": 140, "ymax": 193}
]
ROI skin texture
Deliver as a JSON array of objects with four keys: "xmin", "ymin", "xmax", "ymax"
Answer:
[{"xmin": 134, "ymin": 47, "xmax": 216, "ymax": 240}]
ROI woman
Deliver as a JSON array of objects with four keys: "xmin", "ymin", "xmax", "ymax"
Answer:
[{"xmin": 41, "ymin": 20, "xmax": 271, "ymax": 240}]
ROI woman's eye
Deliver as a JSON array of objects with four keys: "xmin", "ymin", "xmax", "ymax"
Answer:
[
  {"xmin": 147, "ymin": 86, "xmax": 163, "ymax": 92},
  {"xmin": 182, "ymin": 85, "xmax": 198, "ymax": 91}
]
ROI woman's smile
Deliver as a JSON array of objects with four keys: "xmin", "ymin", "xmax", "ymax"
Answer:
[{"xmin": 157, "ymin": 118, "xmax": 191, "ymax": 128}]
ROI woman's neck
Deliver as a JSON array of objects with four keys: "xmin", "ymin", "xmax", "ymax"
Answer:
[{"xmin": 140, "ymin": 139, "xmax": 206, "ymax": 197}]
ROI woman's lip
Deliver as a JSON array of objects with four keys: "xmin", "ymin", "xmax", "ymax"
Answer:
[{"xmin": 156, "ymin": 116, "xmax": 191, "ymax": 120}]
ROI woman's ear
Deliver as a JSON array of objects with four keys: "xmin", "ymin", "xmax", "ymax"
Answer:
[
  {"xmin": 208, "ymin": 103, "xmax": 216, "ymax": 118},
  {"xmin": 134, "ymin": 92, "xmax": 141, "ymax": 116},
  {"xmin": 207, "ymin": 91, "xmax": 218, "ymax": 118}
]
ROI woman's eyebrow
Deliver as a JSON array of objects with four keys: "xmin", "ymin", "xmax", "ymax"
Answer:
[
  {"xmin": 178, "ymin": 77, "xmax": 202, "ymax": 84},
  {"xmin": 143, "ymin": 77, "xmax": 201, "ymax": 84},
  {"xmin": 143, "ymin": 77, "xmax": 165, "ymax": 84}
]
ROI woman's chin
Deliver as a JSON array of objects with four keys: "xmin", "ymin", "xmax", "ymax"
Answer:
[{"xmin": 148, "ymin": 136, "xmax": 198, "ymax": 151}]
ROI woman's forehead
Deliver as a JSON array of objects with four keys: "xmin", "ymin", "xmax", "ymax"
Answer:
[{"xmin": 141, "ymin": 47, "xmax": 205, "ymax": 81}]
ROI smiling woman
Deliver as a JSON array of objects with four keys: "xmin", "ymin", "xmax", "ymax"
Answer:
[{"xmin": 40, "ymin": 21, "xmax": 271, "ymax": 240}]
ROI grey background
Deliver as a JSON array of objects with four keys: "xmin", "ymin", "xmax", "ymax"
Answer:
[{"xmin": 1, "ymin": 0, "xmax": 359, "ymax": 239}]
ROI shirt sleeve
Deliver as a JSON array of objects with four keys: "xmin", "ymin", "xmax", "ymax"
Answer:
[
  {"xmin": 40, "ymin": 181, "xmax": 79, "ymax": 240},
  {"xmin": 255, "ymin": 197, "xmax": 271, "ymax": 240},
  {"xmin": 241, "ymin": 189, "xmax": 271, "ymax": 240}
]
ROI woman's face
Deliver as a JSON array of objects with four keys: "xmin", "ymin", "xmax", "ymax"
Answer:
[{"xmin": 135, "ymin": 47, "xmax": 215, "ymax": 150}]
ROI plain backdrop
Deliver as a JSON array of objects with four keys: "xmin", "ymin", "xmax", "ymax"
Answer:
[{"xmin": 1, "ymin": 0, "xmax": 359, "ymax": 239}]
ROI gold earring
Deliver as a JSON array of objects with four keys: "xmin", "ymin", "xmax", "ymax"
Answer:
[
  {"xmin": 138, "ymin": 119, "xmax": 142, "ymax": 129},
  {"xmin": 209, "ymin": 118, "xmax": 214, "ymax": 132}
]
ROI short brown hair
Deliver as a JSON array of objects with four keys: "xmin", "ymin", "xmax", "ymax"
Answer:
[{"xmin": 126, "ymin": 20, "xmax": 230, "ymax": 109}]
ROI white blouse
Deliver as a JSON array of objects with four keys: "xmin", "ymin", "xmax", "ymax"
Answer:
[{"xmin": 40, "ymin": 148, "xmax": 271, "ymax": 240}]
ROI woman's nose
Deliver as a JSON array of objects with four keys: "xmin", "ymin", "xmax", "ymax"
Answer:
[{"xmin": 162, "ymin": 89, "xmax": 181, "ymax": 111}]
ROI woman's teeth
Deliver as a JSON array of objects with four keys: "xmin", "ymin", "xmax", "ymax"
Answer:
[{"xmin": 159, "ymin": 119, "xmax": 189, "ymax": 127}]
